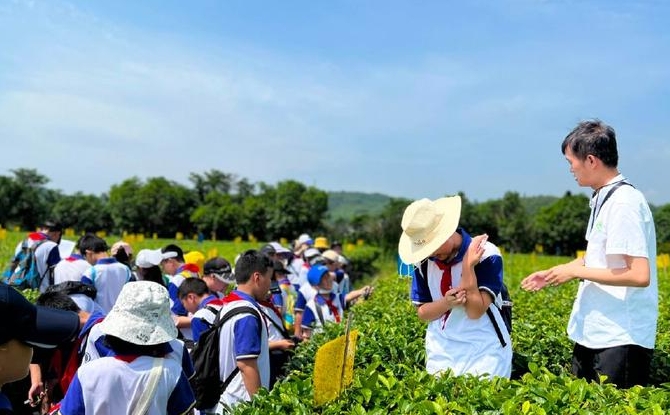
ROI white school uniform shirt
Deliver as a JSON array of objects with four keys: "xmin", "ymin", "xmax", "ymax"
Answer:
[
  {"xmin": 297, "ymin": 283, "xmax": 317, "ymax": 307},
  {"xmin": 300, "ymin": 292, "xmax": 345, "ymax": 334},
  {"xmin": 286, "ymin": 257, "xmax": 304, "ymax": 286},
  {"xmin": 212, "ymin": 292, "xmax": 270, "ymax": 411},
  {"xmin": 54, "ymin": 255, "xmax": 91, "ymax": 284},
  {"xmin": 410, "ymin": 230, "xmax": 511, "ymax": 379},
  {"xmin": 567, "ymin": 175, "xmax": 658, "ymax": 349},
  {"xmin": 60, "ymin": 355, "xmax": 190, "ymax": 415},
  {"xmin": 81, "ymin": 258, "xmax": 132, "ymax": 313}
]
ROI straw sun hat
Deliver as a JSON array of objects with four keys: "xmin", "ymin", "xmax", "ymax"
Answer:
[
  {"xmin": 398, "ymin": 195, "xmax": 462, "ymax": 264},
  {"xmin": 98, "ymin": 281, "xmax": 177, "ymax": 345}
]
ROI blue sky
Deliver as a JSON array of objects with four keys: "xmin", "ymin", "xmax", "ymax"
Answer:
[{"xmin": 1, "ymin": 0, "xmax": 669, "ymax": 205}]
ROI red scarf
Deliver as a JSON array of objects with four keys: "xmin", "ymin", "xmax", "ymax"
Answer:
[
  {"xmin": 434, "ymin": 260, "xmax": 453, "ymax": 329},
  {"xmin": 322, "ymin": 296, "xmax": 341, "ymax": 323}
]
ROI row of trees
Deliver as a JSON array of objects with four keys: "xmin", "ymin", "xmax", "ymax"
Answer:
[
  {"xmin": 1, "ymin": 168, "xmax": 669, "ymax": 255},
  {"xmin": 0, "ymin": 168, "xmax": 327, "ymax": 241},
  {"xmin": 336, "ymin": 192, "xmax": 670, "ymax": 256}
]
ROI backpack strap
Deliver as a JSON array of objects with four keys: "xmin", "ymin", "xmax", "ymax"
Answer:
[
  {"xmin": 198, "ymin": 305, "xmax": 220, "ymax": 328},
  {"xmin": 259, "ymin": 307, "xmax": 291, "ymax": 339},
  {"xmin": 486, "ymin": 307, "xmax": 507, "ymax": 348},
  {"xmin": 314, "ymin": 301, "xmax": 326, "ymax": 327},
  {"xmin": 133, "ymin": 357, "xmax": 164, "ymax": 415},
  {"xmin": 420, "ymin": 260, "xmax": 428, "ymax": 280}
]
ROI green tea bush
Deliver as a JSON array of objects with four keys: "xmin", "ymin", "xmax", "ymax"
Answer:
[
  {"xmin": 235, "ymin": 254, "xmax": 670, "ymax": 414},
  {"xmin": 345, "ymin": 246, "xmax": 382, "ymax": 283}
]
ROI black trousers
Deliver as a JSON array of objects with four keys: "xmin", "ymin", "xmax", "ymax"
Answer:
[{"xmin": 572, "ymin": 343, "xmax": 653, "ymax": 388}]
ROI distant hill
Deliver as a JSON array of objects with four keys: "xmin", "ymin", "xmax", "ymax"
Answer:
[
  {"xmin": 327, "ymin": 191, "xmax": 560, "ymax": 222},
  {"xmin": 327, "ymin": 191, "xmax": 394, "ymax": 221}
]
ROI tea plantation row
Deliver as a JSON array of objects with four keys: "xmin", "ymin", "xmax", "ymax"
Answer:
[{"xmin": 234, "ymin": 255, "xmax": 670, "ymax": 414}]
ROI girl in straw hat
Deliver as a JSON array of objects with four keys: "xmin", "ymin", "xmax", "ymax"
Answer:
[{"xmin": 399, "ymin": 195, "xmax": 512, "ymax": 379}]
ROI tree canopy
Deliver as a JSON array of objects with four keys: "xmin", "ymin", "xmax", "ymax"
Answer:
[{"xmin": 1, "ymin": 168, "xmax": 668, "ymax": 255}]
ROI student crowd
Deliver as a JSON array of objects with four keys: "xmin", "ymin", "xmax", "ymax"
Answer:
[{"xmin": 1, "ymin": 230, "xmax": 372, "ymax": 415}]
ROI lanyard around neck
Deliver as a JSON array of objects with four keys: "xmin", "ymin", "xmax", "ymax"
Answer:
[{"xmin": 587, "ymin": 180, "xmax": 632, "ymax": 234}]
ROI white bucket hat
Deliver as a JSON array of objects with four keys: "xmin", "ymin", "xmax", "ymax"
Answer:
[
  {"xmin": 398, "ymin": 196, "xmax": 462, "ymax": 264},
  {"xmin": 98, "ymin": 281, "xmax": 177, "ymax": 345}
]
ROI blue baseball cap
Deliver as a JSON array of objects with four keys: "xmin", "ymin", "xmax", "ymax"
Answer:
[
  {"xmin": 307, "ymin": 265, "xmax": 329, "ymax": 286},
  {"xmin": 0, "ymin": 283, "xmax": 80, "ymax": 348}
]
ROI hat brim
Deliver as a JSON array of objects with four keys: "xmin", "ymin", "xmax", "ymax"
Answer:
[
  {"xmin": 398, "ymin": 196, "xmax": 461, "ymax": 264},
  {"xmin": 27, "ymin": 306, "xmax": 80, "ymax": 348},
  {"xmin": 99, "ymin": 308, "xmax": 177, "ymax": 346}
]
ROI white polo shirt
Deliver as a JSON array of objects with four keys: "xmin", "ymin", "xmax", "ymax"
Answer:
[{"xmin": 567, "ymin": 176, "xmax": 658, "ymax": 349}]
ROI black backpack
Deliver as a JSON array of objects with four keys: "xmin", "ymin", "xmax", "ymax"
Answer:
[
  {"xmin": 419, "ymin": 259, "xmax": 512, "ymax": 347},
  {"xmin": 486, "ymin": 283, "xmax": 512, "ymax": 347},
  {"xmin": 189, "ymin": 305, "xmax": 262, "ymax": 410}
]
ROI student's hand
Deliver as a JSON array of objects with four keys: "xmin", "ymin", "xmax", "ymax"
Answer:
[
  {"xmin": 362, "ymin": 285, "xmax": 374, "ymax": 299},
  {"xmin": 464, "ymin": 234, "xmax": 488, "ymax": 268},
  {"xmin": 444, "ymin": 287, "xmax": 466, "ymax": 308},
  {"xmin": 27, "ymin": 381, "xmax": 44, "ymax": 407},
  {"xmin": 275, "ymin": 338, "xmax": 297, "ymax": 350},
  {"xmin": 521, "ymin": 271, "xmax": 549, "ymax": 291}
]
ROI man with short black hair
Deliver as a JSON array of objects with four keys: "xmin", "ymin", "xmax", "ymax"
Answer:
[
  {"xmin": 522, "ymin": 119, "xmax": 658, "ymax": 388},
  {"xmin": 212, "ymin": 250, "xmax": 273, "ymax": 410}
]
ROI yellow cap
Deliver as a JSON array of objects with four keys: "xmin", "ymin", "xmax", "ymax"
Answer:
[
  {"xmin": 183, "ymin": 251, "xmax": 205, "ymax": 274},
  {"xmin": 314, "ymin": 236, "xmax": 329, "ymax": 249}
]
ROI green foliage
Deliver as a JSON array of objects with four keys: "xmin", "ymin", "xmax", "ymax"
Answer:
[
  {"xmin": 233, "ymin": 254, "xmax": 670, "ymax": 414},
  {"xmin": 190, "ymin": 193, "xmax": 245, "ymax": 239},
  {"xmin": 521, "ymin": 195, "xmax": 561, "ymax": 217},
  {"xmin": 344, "ymin": 246, "xmax": 383, "ymax": 283},
  {"xmin": 654, "ymin": 204, "xmax": 670, "ymax": 247},
  {"xmin": 264, "ymin": 180, "xmax": 329, "ymax": 240},
  {"xmin": 327, "ymin": 191, "xmax": 392, "ymax": 221},
  {"xmin": 331, "ymin": 198, "xmax": 411, "ymax": 253},
  {"xmin": 51, "ymin": 192, "xmax": 113, "ymax": 232},
  {"xmin": 0, "ymin": 168, "xmax": 53, "ymax": 229},
  {"xmin": 533, "ymin": 192, "xmax": 591, "ymax": 255},
  {"xmin": 108, "ymin": 176, "xmax": 197, "ymax": 236}
]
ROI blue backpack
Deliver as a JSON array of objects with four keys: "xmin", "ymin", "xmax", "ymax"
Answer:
[{"xmin": 3, "ymin": 238, "xmax": 51, "ymax": 290}]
